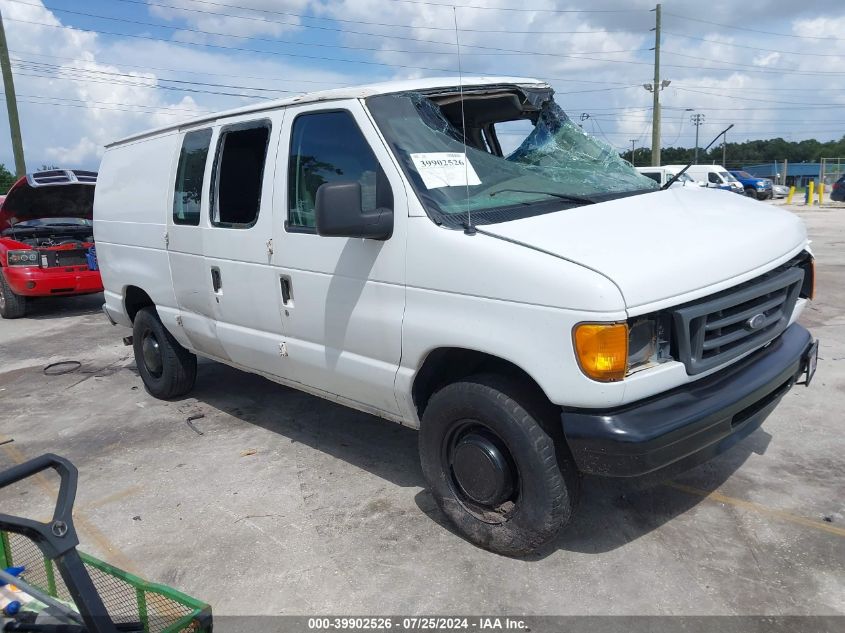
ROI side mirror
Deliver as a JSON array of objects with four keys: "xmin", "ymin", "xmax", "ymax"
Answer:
[{"xmin": 315, "ymin": 182, "xmax": 393, "ymax": 241}]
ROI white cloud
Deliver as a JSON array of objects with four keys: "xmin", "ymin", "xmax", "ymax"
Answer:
[
  {"xmin": 45, "ymin": 137, "xmax": 99, "ymax": 164},
  {"xmin": 0, "ymin": 0, "xmax": 363, "ymax": 170},
  {"xmin": 148, "ymin": 0, "xmax": 314, "ymax": 39}
]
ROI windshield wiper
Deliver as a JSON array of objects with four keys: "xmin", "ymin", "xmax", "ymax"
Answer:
[{"xmin": 489, "ymin": 188, "xmax": 595, "ymax": 205}]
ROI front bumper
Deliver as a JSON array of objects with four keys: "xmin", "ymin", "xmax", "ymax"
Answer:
[
  {"xmin": 3, "ymin": 265, "xmax": 103, "ymax": 297},
  {"xmin": 562, "ymin": 323, "xmax": 814, "ymax": 478}
]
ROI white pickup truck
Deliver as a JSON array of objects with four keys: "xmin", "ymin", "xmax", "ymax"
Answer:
[{"xmin": 94, "ymin": 77, "xmax": 818, "ymax": 556}]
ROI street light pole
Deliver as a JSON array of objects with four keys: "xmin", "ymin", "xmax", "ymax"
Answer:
[{"xmin": 691, "ymin": 113, "xmax": 705, "ymax": 164}]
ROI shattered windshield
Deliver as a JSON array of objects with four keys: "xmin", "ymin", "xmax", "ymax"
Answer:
[{"xmin": 366, "ymin": 89, "xmax": 657, "ymax": 226}]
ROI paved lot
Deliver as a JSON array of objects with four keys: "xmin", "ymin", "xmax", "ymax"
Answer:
[{"xmin": 1, "ymin": 200, "xmax": 843, "ymax": 617}]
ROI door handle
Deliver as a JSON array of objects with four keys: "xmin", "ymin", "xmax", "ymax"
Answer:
[
  {"xmin": 280, "ymin": 276, "xmax": 292, "ymax": 305},
  {"xmin": 211, "ymin": 267, "xmax": 222, "ymax": 293}
]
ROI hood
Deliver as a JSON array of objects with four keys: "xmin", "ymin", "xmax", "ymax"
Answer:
[
  {"xmin": 0, "ymin": 171, "xmax": 96, "ymax": 233},
  {"xmin": 481, "ymin": 187, "xmax": 807, "ymax": 310}
]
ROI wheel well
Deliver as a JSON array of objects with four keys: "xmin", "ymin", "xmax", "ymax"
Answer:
[
  {"xmin": 412, "ymin": 348, "xmax": 552, "ymax": 419},
  {"xmin": 124, "ymin": 286, "xmax": 153, "ymax": 322}
]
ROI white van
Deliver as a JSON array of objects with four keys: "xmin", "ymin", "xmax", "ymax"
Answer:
[
  {"xmin": 95, "ymin": 77, "xmax": 818, "ymax": 556},
  {"xmin": 664, "ymin": 164, "xmax": 743, "ymax": 193},
  {"xmin": 635, "ymin": 166, "xmax": 700, "ymax": 189}
]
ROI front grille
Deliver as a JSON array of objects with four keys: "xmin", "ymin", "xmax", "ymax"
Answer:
[
  {"xmin": 673, "ymin": 265, "xmax": 804, "ymax": 375},
  {"xmin": 39, "ymin": 248, "xmax": 89, "ymax": 268}
]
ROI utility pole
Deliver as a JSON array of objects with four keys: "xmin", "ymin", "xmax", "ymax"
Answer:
[
  {"xmin": 722, "ymin": 128, "xmax": 727, "ymax": 167},
  {"xmin": 691, "ymin": 113, "xmax": 705, "ymax": 164},
  {"xmin": 651, "ymin": 3, "xmax": 661, "ymax": 167},
  {"xmin": 0, "ymin": 7, "xmax": 25, "ymax": 177},
  {"xmin": 629, "ymin": 139, "xmax": 638, "ymax": 165}
]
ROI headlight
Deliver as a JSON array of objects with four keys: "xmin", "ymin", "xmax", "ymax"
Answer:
[
  {"xmin": 573, "ymin": 316, "xmax": 672, "ymax": 382},
  {"xmin": 627, "ymin": 315, "xmax": 672, "ymax": 372},
  {"xmin": 6, "ymin": 250, "xmax": 40, "ymax": 267},
  {"xmin": 757, "ymin": 183, "xmax": 766, "ymax": 189}
]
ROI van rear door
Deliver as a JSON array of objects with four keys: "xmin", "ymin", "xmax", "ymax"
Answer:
[{"xmin": 168, "ymin": 126, "xmax": 230, "ymax": 360}]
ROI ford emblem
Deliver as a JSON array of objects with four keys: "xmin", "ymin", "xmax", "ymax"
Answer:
[{"xmin": 746, "ymin": 313, "xmax": 766, "ymax": 330}]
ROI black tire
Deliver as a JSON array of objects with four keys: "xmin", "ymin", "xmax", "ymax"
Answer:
[
  {"xmin": 419, "ymin": 373, "xmax": 579, "ymax": 557},
  {"xmin": 0, "ymin": 269, "xmax": 27, "ymax": 319},
  {"xmin": 744, "ymin": 187, "xmax": 757, "ymax": 198},
  {"xmin": 133, "ymin": 306, "xmax": 196, "ymax": 399}
]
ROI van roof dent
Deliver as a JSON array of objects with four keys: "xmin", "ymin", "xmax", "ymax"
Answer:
[{"xmin": 107, "ymin": 76, "xmax": 546, "ymax": 148}]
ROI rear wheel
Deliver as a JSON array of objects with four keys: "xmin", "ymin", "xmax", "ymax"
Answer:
[
  {"xmin": 133, "ymin": 306, "xmax": 196, "ymax": 399},
  {"xmin": 419, "ymin": 373, "xmax": 578, "ymax": 557},
  {"xmin": 0, "ymin": 269, "xmax": 26, "ymax": 319}
]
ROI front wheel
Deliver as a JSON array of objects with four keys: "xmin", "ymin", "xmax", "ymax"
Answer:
[
  {"xmin": 745, "ymin": 187, "xmax": 757, "ymax": 198},
  {"xmin": 133, "ymin": 306, "xmax": 197, "ymax": 399},
  {"xmin": 0, "ymin": 269, "xmax": 26, "ymax": 319},
  {"xmin": 419, "ymin": 374, "xmax": 578, "ymax": 556}
]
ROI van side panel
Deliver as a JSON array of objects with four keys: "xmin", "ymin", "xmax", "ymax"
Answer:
[{"xmin": 94, "ymin": 134, "xmax": 182, "ymax": 336}]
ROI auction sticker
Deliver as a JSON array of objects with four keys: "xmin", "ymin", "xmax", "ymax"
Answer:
[{"xmin": 410, "ymin": 152, "xmax": 481, "ymax": 189}]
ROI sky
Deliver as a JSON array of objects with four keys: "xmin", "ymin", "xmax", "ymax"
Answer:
[{"xmin": 0, "ymin": 0, "xmax": 843, "ymax": 171}]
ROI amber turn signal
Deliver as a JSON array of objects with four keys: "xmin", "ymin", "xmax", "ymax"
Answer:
[{"xmin": 573, "ymin": 323, "xmax": 629, "ymax": 382}]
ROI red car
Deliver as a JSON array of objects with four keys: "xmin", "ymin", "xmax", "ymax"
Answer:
[{"xmin": 0, "ymin": 169, "xmax": 103, "ymax": 318}]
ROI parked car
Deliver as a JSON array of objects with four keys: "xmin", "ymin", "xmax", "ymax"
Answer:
[
  {"xmin": 635, "ymin": 166, "xmax": 701, "ymax": 188},
  {"xmin": 95, "ymin": 77, "xmax": 818, "ymax": 556},
  {"xmin": 831, "ymin": 174, "xmax": 845, "ymax": 202},
  {"xmin": 730, "ymin": 170, "xmax": 774, "ymax": 200},
  {"xmin": 0, "ymin": 169, "xmax": 102, "ymax": 318},
  {"xmin": 770, "ymin": 181, "xmax": 790, "ymax": 198},
  {"xmin": 664, "ymin": 164, "xmax": 744, "ymax": 194}
]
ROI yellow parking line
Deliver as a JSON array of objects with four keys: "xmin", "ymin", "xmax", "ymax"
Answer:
[
  {"xmin": 666, "ymin": 481, "xmax": 845, "ymax": 538},
  {"xmin": 0, "ymin": 440, "xmax": 138, "ymax": 572}
]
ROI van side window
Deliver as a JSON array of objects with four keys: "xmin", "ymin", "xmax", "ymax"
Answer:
[
  {"xmin": 641, "ymin": 172, "xmax": 661, "ymax": 184},
  {"xmin": 212, "ymin": 122, "xmax": 271, "ymax": 228},
  {"xmin": 287, "ymin": 110, "xmax": 386, "ymax": 231},
  {"xmin": 708, "ymin": 172, "xmax": 721, "ymax": 184},
  {"xmin": 173, "ymin": 128, "xmax": 212, "ymax": 226}
]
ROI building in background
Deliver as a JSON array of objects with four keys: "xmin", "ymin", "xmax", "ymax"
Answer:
[{"xmin": 743, "ymin": 163, "xmax": 822, "ymax": 188}]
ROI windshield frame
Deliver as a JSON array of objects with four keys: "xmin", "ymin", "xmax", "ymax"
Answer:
[{"xmin": 365, "ymin": 87, "xmax": 658, "ymax": 228}]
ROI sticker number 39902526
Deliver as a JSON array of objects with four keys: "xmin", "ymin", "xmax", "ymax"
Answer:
[{"xmin": 410, "ymin": 152, "xmax": 481, "ymax": 190}]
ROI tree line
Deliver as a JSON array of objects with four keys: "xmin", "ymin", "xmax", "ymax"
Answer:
[{"xmin": 627, "ymin": 135, "xmax": 845, "ymax": 167}]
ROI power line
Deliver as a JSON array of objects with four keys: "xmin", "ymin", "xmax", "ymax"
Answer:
[
  {"xmin": 673, "ymin": 86, "xmax": 845, "ymax": 108},
  {"xmin": 12, "ymin": 63, "xmax": 634, "ymax": 99},
  {"xmin": 3, "ymin": 16, "xmax": 644, "ymax": 88},
  {"xmin": 10, "ymin": 66, "xmax": 275, "ymax": 100},
  {"xmin": 3, "ymin": 91, "xmax": 206, "ymax": 112},
  {"xmin": 7, "ymin": 49, "xmax": 353, "ymax": 86},
  {"xmin": 11, "ymin": 59, "xmax": 298, "ymax": 95},
  {"xmin": 5, "ymin": 2, "xmax": 653, "ymax": 68},
  {"xmin": 386, "ymin": 0, "xmax": 645, "ymax": 12},
  {"xmin": 664, "ymin": 12, "xmax": 843, "ymax": 40},
  {"xmin": 10, "ymin": 5, "xmax": 840, "ymax": 82},
  {"xmin": 663, "ymin": 31, "xmax": 845, "ymax": 58},
  {"xmin": 104, "ymin": 0, "xmax": 648, "ymax": 33},
  {"xmin": 0, "ymin": 92, "xmax": 203, "ymax": 115},
  {"xmin": 8, "ymin": 0, "xmax": 644, "ymax": 48},
  {"xmin": 662, "ymin": 49, "xmax": 845, "ymax": 76}
]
